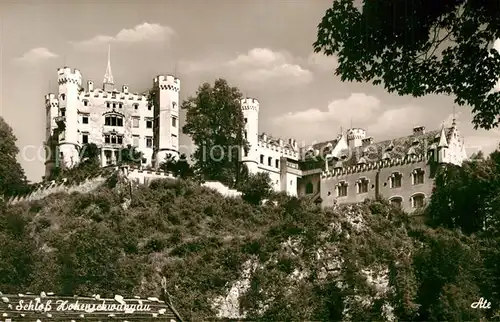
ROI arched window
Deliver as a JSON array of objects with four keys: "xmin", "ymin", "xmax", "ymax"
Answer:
[
  {"xmin": 105, "ymin": 115, "xmax": 123, "ymax": 127},
  {"xmin": 305, "ymin": 182, "xmax": 314, "ymax": 194},
  {"xmin": 390, "ymin": 172, "xmax": 402, "ymax": 188},
  {"xmin": 412, "ymin": 168, "xmax": 425, "ymax": 185},
  {"xmin": 411, "ymin": 193, "xmax": 425, "ymax": 209},
  {"xmin": 337, "ymin": 181, "xmax": 348, "ymax": 197},
  {"xmin": 60, "ymin": 93, "xmax": 66, "ymax": 101},
  {"xmin": 357, "ymin": 178, "xmax": 369, "ymax": 194},
  {"xmin": 389, "ymin": 196, "xmax": 403, "ymax": 208},
  {"xmin": 83, "ymin": 100, "xmax": 88, "ymax": 106}
]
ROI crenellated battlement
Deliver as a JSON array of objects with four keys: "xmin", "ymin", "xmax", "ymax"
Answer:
[
  {"xmin": 257, "ymin": 134, "xmax": 299, "ymax": 158},
  {"xmin": 79, "ymin": 89, "xmax": 148, "ymax": 102},
  {"xmin": 57, "ymin": 67, "xmax": 82, "ymax": 86},
  {"xmin": 321, "ymin": 153, "xmax": 427, "ymax": 178},
  {"xmin": 154, "ymin": 74, "xmax": 180, "ymax": 92},
  {"xmin": 241, "ymin": 97, "xmax": 259, "ymax": 112}
]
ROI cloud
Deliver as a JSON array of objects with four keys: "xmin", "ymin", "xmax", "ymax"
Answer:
[
  {"xmin": 14, "ymin": 47, "xmax": 58, "ymax": 64},
  {"xmin": 179, "ymin": 48, "xmax": 313, "ymax": 88},
  {"xmin": 71, "ymin": 23, "xmax": 175, "ymax": 50},
  {"xmin": 307, "ymin": 52, "xmax": 339, "ymax": 72},
  {"xmin": 273, "ymin": 93, "xmax": 431, "ymax": 143}
]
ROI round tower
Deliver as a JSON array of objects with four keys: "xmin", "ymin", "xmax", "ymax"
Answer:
[
  {"xmin": 346, "ymin": 128, "xmax": 366, "ymax": 149},
  {"xmin": 57, "ymin": 67, "xmax": 82, "ymax": 169},
  {"xmin": 153, "ymin": 74, "xmax": 180, "ymax": 168},
  {"xmin": 240, "ymin": 97, "xmax": 259, "ymax": 174}
]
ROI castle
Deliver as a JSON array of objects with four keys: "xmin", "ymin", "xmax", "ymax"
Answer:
[
  {"xmin": 44, "ymin": 47, "xmax": 179, "ymax": 179},
  {"xmin": 44, "ymin": 50, "xmax": 468, "ymax": 212}
]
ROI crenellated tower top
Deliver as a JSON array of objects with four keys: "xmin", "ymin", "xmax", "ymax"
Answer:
[
  {"xmin": 57, "ymin": 67, "xmax": 82, "ymax": 86},
  {"xmin": 241, "ymin": 97, "xmax": 259, "ymax": 112}
]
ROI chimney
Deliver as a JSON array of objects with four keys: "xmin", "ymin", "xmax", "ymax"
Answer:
[
  {"xmin": 362, "ymin": 137, "xmax": 374, "ymax": 146},
  {"xmin": 262, "ymin": 133, "xmax": 267, "ymax": 141},
  {"xmin": 278, "ymin": 138, "xmax": 284, "ymax": 146},
  {"xmin": 122, "ymin": 85, "xmax": 129, "ymax": 94},
  {"xmin": 87, "ymin": 80, "xmax": 94, "ymax": 92},
  {"xmin": 413, "ymin": 126, "xmax": 426, "ymax": 135}
]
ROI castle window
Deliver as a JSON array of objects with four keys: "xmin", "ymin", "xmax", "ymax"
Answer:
[
  {"xmin": 146, "ymin": 137, "xmax": 153, "ymax": 148},
  {"xmin": 132, "ymin": 135, "xmax": 139, "ymax": 147},
  {"xmin": 244, "ymin": 130, "xmax": 247, "ymax": 139},
  {"xmin": 260, "ymin": 154, "xmax": 264, "ymax": 163},
  {"xmin": 60, "ymin": 108, "xmax": 66, "ymax": 117},
  {"xmin": 172, "ymin": 117, "xmax": 177, "ymax": 127},
  {"xmin": 134, "ymin": 104, "xmax": 138, "ymax": 110},
  {"xmin": 390, "ymin": 196, "xmax": 403, "ymax": 208},
  {"xmin": 103, "ymin": 134, "xmax": 123, "ymax": 145},
  {"xmin": 146, "ymin": 119, "xmax": 153, "ymax": 129},
  {"xmin": 119, "ymin": 103, "xmax": 123, "ymax": 108},
  {"xmin": 390, "ymin": 172, "xmax": 402, "ymax": 188},
  {"xmin": 244, "ymin": 148, "xmax": 248, "ymax": 157},
  {"xmin": 357, "ymin": 178, "xmax": 369, "ymax": 194},
  {"xmin": 82, "ymin": 116, "xmax": 89, "ymax": 124},
  {"xmin": 132, "ymin": 117, "xmax": 140, "ymax": 128},
  {"xmin": 113, "ymin": 103, "xmax": 116, "ymax": 108},
  {"xmin": 148, "ymin": 104, "xmax": 152, "ymax": 111},
  {"xmin": 244, "ymin": 118, "xmax": 247, "ymax": 124},
  {"xmin": 60, "ymin": 94, "xmax": 65, "ymax": 101},
  {"xmin": 411, "ymin": 194, "xmax": 425, "ymax": 209},
  {"xmin": 337, "ymin": 181, "xmax": 348, "ymax": 197},
  {"xmin": 305, "ymin": 182, "xmax": 314, "ymax": 194},
  {"xmin": 105, "ymin": 115, "xmax": 123, "ymax": 127},
  {"xmin": 106, "ymin": 102, "xmax": 110, "ymax": 108},
  {"xmin": 82, "ymin": 133, "xmax": 88, "ymax": 144},
  {"xmin": 172, "ymin": 102, "xmax": 177, "ymax": 109},
  {"xmin": 83, "ymin": 100, "xmax": 88, "ymax": 106},
  {"xmin": 268, "ymin": 157, "xmax": 272, "ymax": 166},
  {"xmin": 412, "ymin": 168, "xmax": 425, "ymax": 185},
  {"xmin": 275, "ymin": 159, "xmax": 279, "ymax": 168}
]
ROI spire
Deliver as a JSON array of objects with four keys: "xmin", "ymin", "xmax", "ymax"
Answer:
[
  {"xmin": 452, "ymin": 105, "xmax": 457, "ymax": 127},
  {"xmin": 103, "ymin": 44, "xmax": 114, "ymax": 85},
  {"xmin": 438, "ymin": 124, "xmax": 448, "ymax": 148}
]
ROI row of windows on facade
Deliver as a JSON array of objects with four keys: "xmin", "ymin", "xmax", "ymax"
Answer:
[
  {"xmin": 80, "ymin": 133, "xmax": 177, "ymax": 148},
  {"xmin": 259, "ymin": 154, "xmax": 280, "ymax": 168},
  {"xmin": 73, "ymin": 114, "xmax": 177, "ymax": 129},
  {"xmin": 58, "ymin": 93, "xmax": 177, "ymax": 111},
  {"xmin": 305, "ymin": 169, "xmax": 425, "ymax": 197}
]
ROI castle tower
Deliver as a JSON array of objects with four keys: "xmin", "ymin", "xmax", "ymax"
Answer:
[
  {"xmin": 103, "ymin": 45, "xmax": 114, "ymax": 92},
  {"xmin": 56, "ymin": 67, "xmax": 82, "ymax": 169},
  {"xmin": 240, "ymin": 97, "xmax": 259, "ymax": 174},
  {"xmin": 346, "ymin": 128, "xmax": 366, "ymax": 149},
  {"xmin": 44, "ymin": 93, "xmax": 59, "ymax": 178},
  {"xmin": 153, "ymin": 75, "xmax": 180, "ymax": 168}
]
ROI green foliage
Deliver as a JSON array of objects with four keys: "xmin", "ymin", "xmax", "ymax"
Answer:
[
  {"xmin": 314, "ymin": 0, "xmax": 500, "ymax": 129},
  {"xmin": 181, "ymin": 79, "xmax": 248, "ymax": 187},
  {"xmin": 159, "ymin": 153, "xmax": 195, "ymax": 179},
  {"xmin": 0, "ymin": 116, "xmax": 29, "ymax": 197},
  {"xmin": 117, "ymin": 144, "xmax": 143, "ymax": 166},
  {"xmin": 238, "ymin": 172, "xmax": 273, "ymax": 205}
]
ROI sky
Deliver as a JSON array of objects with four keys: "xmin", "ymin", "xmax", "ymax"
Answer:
[{"xmin": 0, "ymin": 0, "xmax": 499, "ymax": 182}]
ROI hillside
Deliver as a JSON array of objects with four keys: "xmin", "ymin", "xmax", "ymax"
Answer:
[{"xmin": 0, "ymin": 174, "xmax": 494, "ymax": 321}]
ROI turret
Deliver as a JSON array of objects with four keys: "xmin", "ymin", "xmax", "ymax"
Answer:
[
  {"xmin": 346, "ymin": 128, "xmax": 366, "ymax": 149},
  {"xmin": 153, "ymin": 74, "xmax": 180, "ymax": 168},
  {"xmin": 240, "ymin": 97, "xmax": 260, "ymax": 174},
  {"xmin": 56, "ymin": 66, "xmax": 82, "ymax": 169}
]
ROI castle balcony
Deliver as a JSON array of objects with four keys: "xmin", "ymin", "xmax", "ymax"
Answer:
[
  {"xmin": 286, "ymin": 165, "xmax": 303, "ymax": 177},
  {"xmin": 54, "ymin": 116, "xmax": 66, "ymax": 128}
]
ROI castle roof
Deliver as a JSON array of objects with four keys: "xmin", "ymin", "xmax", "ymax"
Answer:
[
  {"xmin": 303, "ymin": 127, "xmax": 455, "ymax": 168},
  {"xmin": 258, "ymin": 133, "xmax": 296, "ymax": 150}
]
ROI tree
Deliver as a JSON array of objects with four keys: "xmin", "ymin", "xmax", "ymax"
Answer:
[
  {"xmin": 314, "ymin": 0, "xmax": 500, "ymax": 129},
  {"xmin": 0, "ymin": 117, "xmax": 29, "ymax": 197},
  {"xmin": 181, "ymin": 79, "xmax": 247, "ymax": 187},
  {"xmin": 159, "ymin": 153, "xmax": 194, "ymax": 179},
  {"xmin": 80, "ymin": 143, "xmax": 100, "ymax": 164},
  {"xmin": 238, "ymin": 172, "xmax": 273, "ymax": 205},
  {"xmin": 118, "ymin": 145, "xmax": 143, "ymax": 167}
]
